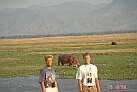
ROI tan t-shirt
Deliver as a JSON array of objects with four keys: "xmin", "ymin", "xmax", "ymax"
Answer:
[{"xmin": 76, "ymin": 64, "xmax": 98, "ymax": 86}]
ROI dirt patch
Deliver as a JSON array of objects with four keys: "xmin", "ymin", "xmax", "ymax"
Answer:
[
  {"xmin": 0, "ymin": 33, "xmax": 137, "ymax": 45},
  {"xmin": 95, "ymin": 53, "xmax": 112, "ymax": 56},
  {"xmin": 30, "ymin": 48, "xmax": 137, "ymax": 55},
  {"xmin": 1, "ymin": 66, "xmax": 40, "ymax": 71},
  {"xmin": 0, "ymin": 57, "xmax": 20, "ymax": 61}
]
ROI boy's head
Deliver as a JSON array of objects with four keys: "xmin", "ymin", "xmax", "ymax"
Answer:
[
  {"xmin": 45, "ymin": 55, "xmax": 53, "ymax": 67},
  {"xmin": 83, "ymin": 53, "xmax": 92, "ymax": 64}
]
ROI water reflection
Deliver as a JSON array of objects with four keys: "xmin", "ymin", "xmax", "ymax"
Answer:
[{"xmin": 0, "ymin": 77, "xmax": 137, "ymax": 92}]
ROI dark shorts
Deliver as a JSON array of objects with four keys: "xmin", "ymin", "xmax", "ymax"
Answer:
[{"xmin": 83, "ymin": 85, "xmax": 97, "ymax": 92}]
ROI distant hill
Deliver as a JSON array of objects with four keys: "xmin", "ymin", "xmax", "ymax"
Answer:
[{"xmin": 0, "ymin": 0, "xmax": 137, "ymax": 38}]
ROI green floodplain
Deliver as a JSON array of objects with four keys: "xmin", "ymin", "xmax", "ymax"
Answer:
[{"xmin": 0, "ymin": 33, "xmax": 137, "ymax": 80}]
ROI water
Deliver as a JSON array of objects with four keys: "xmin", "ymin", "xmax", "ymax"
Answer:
[
  {"xmin": 0, "ymin": 77, "xmax": 137, "ymax": 92},
  {"xmin": 0, "ymin": 76, "xmax": 40, "ymax": 92}
]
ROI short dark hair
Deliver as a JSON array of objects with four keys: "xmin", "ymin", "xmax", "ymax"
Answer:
[
  {"xmin": 44, "ymin": 55, "xmax": 53, "ymax": 62},
  {"xmin": 83, "ymin": 52, "xmax": 92, "ymax": 58}
]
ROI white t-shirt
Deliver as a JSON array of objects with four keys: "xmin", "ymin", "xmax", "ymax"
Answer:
[{"xmin": 76, "ymin": 64, "xmax": 98, "ymax": 86}]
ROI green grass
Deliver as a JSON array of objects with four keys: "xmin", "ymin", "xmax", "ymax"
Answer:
[
  {"xmin": 0, "ymin": 38, "xmax": 137, "ymax": 80},
  {"xmin": 94, "ymin": 52, "xmax": 137, "ymax": 80}
]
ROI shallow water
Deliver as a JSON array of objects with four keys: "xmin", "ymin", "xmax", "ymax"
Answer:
[{"xmin": 0, "ymin": 77, "xmax": 137, "ymax": 92}]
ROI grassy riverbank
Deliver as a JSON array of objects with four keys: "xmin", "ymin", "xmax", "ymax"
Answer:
[{"xmin": 0, "ymin": 33, "xmax": 137, "ymax": 80}]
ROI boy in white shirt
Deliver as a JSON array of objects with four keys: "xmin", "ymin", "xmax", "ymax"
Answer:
[{"xmin": 76, "ymin": 53, "xmax": 101, "ymax": 92}]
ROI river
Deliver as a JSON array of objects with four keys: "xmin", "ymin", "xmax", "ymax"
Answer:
[{"xmin": 0, "ymin": 77, "xmax": 137, "ymax": 92}]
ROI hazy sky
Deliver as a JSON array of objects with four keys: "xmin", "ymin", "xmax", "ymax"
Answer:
[{"xmin": 0, "ymin": 0, "xmax": 112, "ymax": 9}]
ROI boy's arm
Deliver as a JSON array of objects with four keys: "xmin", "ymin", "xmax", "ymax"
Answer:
[
  {"xmin": 94, "ymin": 66, "xmax": 101, "ymax": 92},
  {"xmin": 95, "ymin": 79, "xmax": 101, "ymax": 92},
  {"xmin": 78, "ymin": 79, "xmax": 83, "ymax": 92},
  {"xmin": 40, "ymin": 82, "xmax": 46, "ymax": 92}
]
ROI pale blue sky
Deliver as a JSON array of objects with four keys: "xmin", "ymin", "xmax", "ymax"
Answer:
[{"xmin": 0, "ymin": 0, "xmax": 112, "ymax": 9}]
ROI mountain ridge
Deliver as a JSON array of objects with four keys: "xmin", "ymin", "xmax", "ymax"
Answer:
[{"xmin": 0, "ymin": 0, "xmax": 137, "ymax": 37}]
